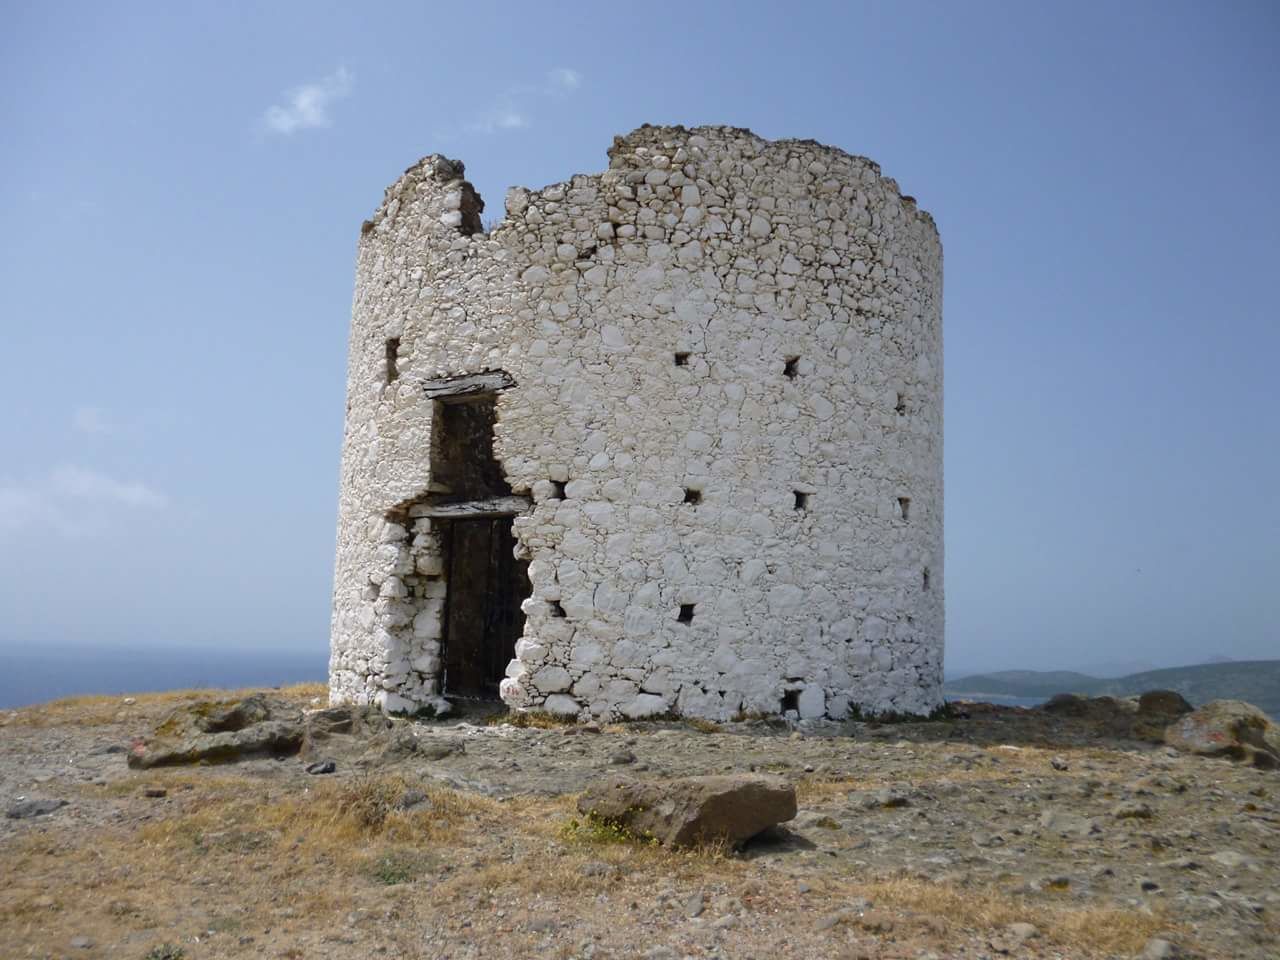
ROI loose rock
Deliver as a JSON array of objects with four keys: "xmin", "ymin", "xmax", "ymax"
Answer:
[
  {"xmin": 128, "ymin": 719, "xmax": 304, "ymax": 769},
  {"xmin": 577, "ymin": 773, "xmax": 796, "ymax": 847},
  {"xmin": 1164, "ymin": 700, "xmax": 1280, "ymax": 768},
  {"xmin": 6, "ymin": 798, "xmax": 68, "ymax": 819},
  {"xmin": 127, "ymin": 694, "xmax": 306, "ymax": 768}
]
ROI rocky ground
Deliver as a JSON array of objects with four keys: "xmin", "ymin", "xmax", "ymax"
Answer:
[{"xmin": 1, "ymin": 687, "xmax": 1277, "ymax": 960}]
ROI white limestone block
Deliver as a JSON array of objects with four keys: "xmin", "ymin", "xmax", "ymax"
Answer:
[
  {"xmin": 621, "ymin": 693, "xmax": 668, "ymax": 718},
  {"xmin": 532, "ymin": 665, "xmax": 572, "ymax": 693},
  {"xmin": 543, "ymin": 694, "xmax": 581, "ymax": 716},
  {"xmin": 797, "ymin": 685, "xmax": 825, "ymax": 719}
]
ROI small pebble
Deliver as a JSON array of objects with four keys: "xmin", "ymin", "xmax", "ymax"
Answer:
[{"xmin": 685, "ymin": 891, "xmax": 705, "ymax": 918}]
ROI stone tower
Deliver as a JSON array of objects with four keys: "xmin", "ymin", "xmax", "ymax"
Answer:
[{"xmin": 330, "ymin": 125, "xmax": 943, "ymax": 721}]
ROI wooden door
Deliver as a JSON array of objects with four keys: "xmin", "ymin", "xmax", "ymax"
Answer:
[{"xmin": 442, "ymin": 518, "xmax": 529, "ymax": 699}]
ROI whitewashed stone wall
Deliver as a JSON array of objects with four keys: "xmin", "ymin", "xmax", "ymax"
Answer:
[{"xmin": 330, "ymin": 125, "xmax": 944, "ymax": 720}]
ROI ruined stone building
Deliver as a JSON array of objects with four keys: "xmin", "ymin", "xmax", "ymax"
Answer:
[{"xmin": 329, "ymin": 125, "xmax": 943, "ymax": 721}]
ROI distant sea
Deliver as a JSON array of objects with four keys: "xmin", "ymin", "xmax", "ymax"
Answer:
[{"xmin": 0, "ymin": 646, "xmax": 328, "ymax": 710}]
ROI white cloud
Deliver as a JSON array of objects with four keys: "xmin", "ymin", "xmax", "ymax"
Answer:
[
  {"xmin": 548, "ymin": 67, "xmax": 581, "ymax": 92},
  {"xmin": 465, "ymin": 66, "xmax": 582, "ymax": 136},
  {"xmin": 467, "ymin": 106, "xmax": 529, "ymax": 135},
  {"xmin": 51, "ymin": 466, "xmax": 168, "ymax": 508},
  {"xmin": 263, "ymin": 67, "xmax": 353, "ymax": 135},
  {"xmin": 0, "ymin": 466, "xmax": 168, "ymax": 537}
]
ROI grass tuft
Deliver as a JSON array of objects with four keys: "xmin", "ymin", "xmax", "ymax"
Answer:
[
  {"xmin": 561, "ymin": 815, "xmax": 657, "ymax": 846},
  {"xmin": 487, "ymin": 710, "xmax": 577, "ymax": 729},
  {"xmin": 849, "ymin": 874, "xmax": 1171, "ymax": 955},
  {"xmin": 684, "ymin": 717, "xmax": 722, "ymax": 734},
  {"xmin": 365, "ymin": 847, "xmax": 436, "ymax": 885}
]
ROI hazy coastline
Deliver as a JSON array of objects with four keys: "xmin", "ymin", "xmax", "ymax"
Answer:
[{"xmin": 0, "ymin": 646, "xmax": 327, "ymax": 710}]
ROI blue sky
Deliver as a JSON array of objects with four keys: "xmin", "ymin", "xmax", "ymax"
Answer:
[{"xmin": 1, "ymin": 1, "xmax": 1276, "ymax": 677}]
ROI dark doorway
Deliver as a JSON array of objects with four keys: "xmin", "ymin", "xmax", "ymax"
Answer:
[
  {"xmin": 440, "ymin": 516, "xmax": 530, "ymax": 699},
  {"xmin": 425, "ymin": 383, "xmax": 532, "ymax": 700},
  {"xmin": 430, "ymin": 395, "xmax": 510, "ymax": 501}
]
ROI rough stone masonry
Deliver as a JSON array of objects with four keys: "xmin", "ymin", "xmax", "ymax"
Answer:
[{"xmin": 329, "ymin": 124, "xmax": 943, "ymax": 722}]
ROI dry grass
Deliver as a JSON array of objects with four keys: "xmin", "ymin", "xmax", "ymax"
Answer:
[
  {"xmin": 0, "ymin": 769, "xmax": 510, "ymax": 953},
  {"xmin": 840, "ymin": 874, "xmax": 1174, "ymax": 955},
  {"xmin": 6, "ymin": 682, "xmax": 328, "ymax": 728},
  {"xmin": 684, "ymin": 717, "xmax": 722, "ymax": 734},
  {"xmin": 487, "ymin": 709, "xmax": 576, "ymax": 729},
  {"xmin": 267, "ymin": 773, "xmax": 500, "ymax": 846},
  {"xmin": 1, "ymin": 762, "xmax": 1189, "ymax": 960},
  {"xmin": 444, "ymin": 800, "xmax": 746, "ymax": 901},
  {"xmin": 0, "ymin": 690, "xmax": 1211, "ymax": 958},
  {"xmin": 132, "ymin": 770, "xmax": 502, "ymax": 871}
]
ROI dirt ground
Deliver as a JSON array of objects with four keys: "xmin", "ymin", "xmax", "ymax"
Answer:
[{"xmin": 1, "ymin": 686, "xmax": 1276, "ymax": 960}]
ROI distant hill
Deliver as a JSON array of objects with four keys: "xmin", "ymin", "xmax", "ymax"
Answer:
[
  {"xmin": 945, "ymin": 659, "xmax": 1280, "ymax": 719},
  {"xmin": 1076, "ymin": 659, "xmax": 1159, "ymax": 679}
]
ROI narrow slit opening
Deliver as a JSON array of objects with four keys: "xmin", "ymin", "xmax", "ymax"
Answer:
[
  {"xmin": 794, "ymin": 490, "xmax": 810, "ymax": 511},
  {"xmin": 895, "ymin": 393, "xmax": 907, "ymax": 415},
  {"xmin": 922, "ymin": 567, "xmax": 931, "ymax": 592},
  {"xmin": 783, "ymin": 356, "xmax": 799, "ymax": 379},
  {"xmin": 898, "ymin": 497, "xmax": 911, "ymax": 522},
  {"xmin": 385, "ymin": 337, "xmax": 401, "ymax": 383}
]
